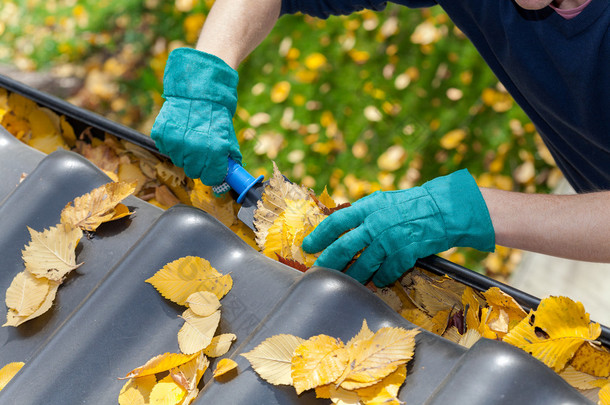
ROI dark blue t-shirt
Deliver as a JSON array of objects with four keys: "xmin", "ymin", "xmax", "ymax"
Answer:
[{"xmin": 281, "ymin": 0, "xmax": 610, "ymax": 192}]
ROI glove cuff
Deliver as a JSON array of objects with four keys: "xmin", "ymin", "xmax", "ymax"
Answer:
[
  {"xmin": 162, "ymin": 48, "xmax": 239, "ymax": 116},
  {"xmin": 422, "ymin": 169, "xmax": 495, "ymax": 252}
]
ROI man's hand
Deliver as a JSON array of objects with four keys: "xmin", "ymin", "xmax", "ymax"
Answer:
[
  {"xmin": 302, "ymin": 169, "xmax": 495, "ymax": 287},
  {"xmin": 151, "ymin": 48, "xmax": 241, "ymax": 186}
]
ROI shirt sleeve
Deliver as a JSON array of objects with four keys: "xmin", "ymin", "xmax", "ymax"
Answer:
[{"xmin": 281, "ymin": 0, "xmax": 437, "ymax": 19}]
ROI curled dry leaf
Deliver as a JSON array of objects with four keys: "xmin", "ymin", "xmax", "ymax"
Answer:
[
  {"xmin": 60, "ymin": 181, "xmax": 136, "ymax": 231},
  {"xmin": 22, "ymin": 225, "xmax": 83, "ymax": 282},
  {"xmin": 213, "ymin": 358, "xmax": 238, "ymax": 379},
  {"xmin": 241, "ymin": 334, "xmax": 306, "ymax": 386},
  {"xmin": 146, "ymin": 256, "xmax": 232, "ymax": 306}
]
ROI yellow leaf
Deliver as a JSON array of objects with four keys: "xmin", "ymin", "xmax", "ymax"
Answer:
[
  {"xmin": 27, "ymin": 133, "xmax": 68, "ymax": 154},
  {"xmin": 241, "ymin": 334, "xmax": 305, "ymax": 386},
  {"xmin": 482, "ymin": 287, "xmax": 527, "ymax": 334},
  {"xmin": 177, "ymin": 308, "xmax": 221, "ymax": 355},
  {"xmin": 204, "ymin": 333, "xmax": 236, "ymax": 358},
  {"xmin": 355, "ymin": 364, "xmax": 406, "ymax": 404},
  {"xmin": 570, "ymin": 342, "xmax": 610, "ymax": 378},
  {"xmin": 190, "ymin": 179, "xmax": 236, "ymax": 228},
  {"xmin": 291, "ymin": 335, "xmax": 349, "ymax": 394},
  {"xmin": 457, "ymin": 328, "xmax": 482, "ymax": 349},
  {"xmin": 346, "ymin": 319, "xmax": 374, "ymax": 348},
  {"xmin": 59, "ymin": 116, "xmax": 76, "ymax": 147},
  {"xmin": 559, "ymin": 366, "xmax": 606, "ymax": 390},
  {"xmin": 599, "ymin": 381, "xmax": 610, "ymax": 405},
  {"xmin": 304, "ymin": 53, "xmax": 327, "ymax": 70},
  {"xmin": 439, "ymin": 129, "xmax": 466, "ymax": 150},
  {"xmin": 213, "ymin": 358, "xmax": 238, "ymax": 379},
  {"xmin": 149, "ymin": 375, "xmax": 186, "ymax": 405},
  {"xmin": 317, "ymin": 187, "xmax": 337, "ymax": 209},
  {"xmin": 22, "ymin": 225, "xmax": 82, "ymax": 282},
  {"xmin": 118, "ymin": 375, "xmax": 157, "ymax": 405},
  {"xmin": 337, "ymin": 327, "xmax": 418, "ymax": 390},
  {"xmin": 4, "ymin": 281, "xmax": 60, "ymax": 327},
  {"xmin": 270, "ymin": 81, "xmax": 291, "ymax": 103},
  {"xmin": 185, "ymin": 291, "xmax": 221, "ymax": 317},
  {"xmin": 328, "ymin": 385, "xmax": 361, "ymax": 404},
  {"xmin": 254, "ymin": 162, "xmax": 310, "ymax": 249},
  {"xmin": 462, "ymin": 286, "xmax": 482, "ymax": 332},
  {"xmin": 170, "ymin": 352, "xmax": 208, "ymax": 392},
  {"xmin": 124, "ymin": 352, "xmax": 199, "ymax": 379},
  {"xmin": 60, "ymin": 181, "xmax": 136, "ymax": 231},
  {"xmin": 146, "ymin": 256, "xmax": 232, "ymax": 306},
  {"xmin": 502, "ymin": 300, "xmax": 598, "ymax": 372},
  {"xmin": 5, "ymin": 271, "xmax": 50, "ymax": 316},
  {"xmin": 0, "ymin": 362, "xmax": 24, "ymax": 391},
  {"xmin": 377, "ymin": 145, "xmax": 406, "ymax": 172}
]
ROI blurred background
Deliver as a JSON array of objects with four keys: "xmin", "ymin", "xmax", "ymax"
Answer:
[{"xmin": 0, "ymin": 0, "xmax": 564, "ymax": 280}]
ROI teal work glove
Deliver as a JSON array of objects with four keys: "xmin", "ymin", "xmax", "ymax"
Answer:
[
  {"xmin": 302, "ymin": 169, "xmax": 495, "ymax": 287},
  {"xmin": 151, "ymin": 48, "xmax": 242, "ymax": 187}
]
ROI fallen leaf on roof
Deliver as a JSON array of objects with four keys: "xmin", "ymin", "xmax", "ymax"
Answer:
[
  {"xmin": 60, "ymin": 181, "xmax": 136, "ymax": 231},
  {"xmin": 0, "ymin": 362, "xmax": 24, "ymax": 392},
  {"xmin": 22, "ymin": 225, "xmax": 83, "ymax": 282},
  {"xmin": 146, "ymin": 256, "xmax": 233, "ymax": 306},
  {"xmin": 213, "ymin": 358, "xmax": 238, "ymax": 379},
  {"xmin": 241, "ymin": 334, "xmax": 306, "ymax": 386},
  {"xmin": 124, "ymin": 352, "xmax": 200, "ymax": 379},
  {"xmin": 177, "ymin": 308, "xmax": 221, "ymax": 355},
  {"xmin": 118, "ymin": 375, "xmax": 157, "ymax": 405}
]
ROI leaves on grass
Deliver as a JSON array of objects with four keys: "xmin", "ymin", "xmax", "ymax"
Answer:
[
  {"xmin": 146, "ymin": 256, "xmax": 232, "ymax": 306},
  {"xmin": 0, "ymin": 362, "xmax": 24, "ymax": 392},
  {"xmin": 60, "ymin": 181, "xmax": 136, "ymax": 231}
]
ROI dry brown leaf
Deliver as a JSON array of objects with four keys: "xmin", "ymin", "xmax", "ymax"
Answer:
[
  {"xmin": 177, "ymin": 309, "xmax": 221, "ymax": 355},
  {"xmin": 291, "ymin": 335, "xmax": 349, "ymax": 394},
  {"xmin": 242, "ymin": 334, "xmax": 306, "ymax": 386},
  {"xmin": 60, "ymin": 181, "xmax": 136, "ymax": 231},
  {"xmin": 22, "ymin": 225, "xmax": 83, "ymax": 281},
  {"xmin": 146, "ymin": 256, "xmax": 232, "ymax": 306}
]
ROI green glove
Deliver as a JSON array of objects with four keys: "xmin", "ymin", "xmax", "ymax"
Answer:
[
  {"xmin": 151, "ymin": 48, "xmax": 242, "ymax": 186},
  {"xmin": 302, "ymin": 169, "xmax": 495, "ymax": 287}
]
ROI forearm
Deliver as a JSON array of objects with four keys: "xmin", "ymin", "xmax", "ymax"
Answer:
[
  {"xmin": 196, "ymin": 0, "xmax": 282, "ymax": 69},
  {"xmin": 480, "ymin": 188, "xmax": 610, "ymax": 262}
]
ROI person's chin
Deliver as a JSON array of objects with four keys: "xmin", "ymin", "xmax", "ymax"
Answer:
[{"xmin": 514, "ymin": 0, "xmax": 552, "ymax": 10}]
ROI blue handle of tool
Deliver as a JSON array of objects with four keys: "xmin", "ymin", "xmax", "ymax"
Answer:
[{"xmin": 225, "ymin": 158, "xmax": 264, "ymax": 204}]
